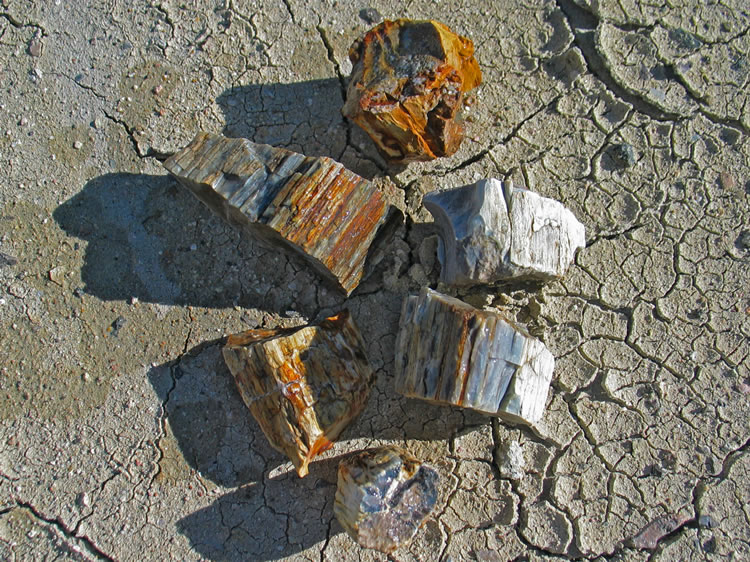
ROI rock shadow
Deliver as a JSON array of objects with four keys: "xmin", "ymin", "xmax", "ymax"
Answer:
[
  {"xmin": 148, "ymin": 339, "xmax": 277, "ymax": 488},
  {"xmin": 216, "ymin": 78, "xmax": 399, "ymax": 179},
  {"xmin": 53, "ymin": 172, "xmax": 346, "ymax": 315},
  {"xmin": 176, "ymin": 454, "xmax": 343, "ymax": 561}
]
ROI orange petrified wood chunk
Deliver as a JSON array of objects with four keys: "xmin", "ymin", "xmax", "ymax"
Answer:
[
  {"xmin": 342, "ymin": 19, "xmax": 482, "ymax": 162},
  {"xmin": 223, "ymin": 311, "xmax": 375, "ymax": 477}
]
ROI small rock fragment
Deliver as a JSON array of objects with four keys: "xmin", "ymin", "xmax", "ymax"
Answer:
[
  {"xmin": 423, "ymin": 178, "xmax": 585, "ymax": 285},
  {"xmin": 76, "ymin": 492, "xmax": 90, "ymax": 508},
  {"xmin": 394, "ymin": 288, "xmax": 554, "ymax": 425},
  {"xmin": 719, "ymin": 171, "xmax": 735, "ymax": 190},
  {"xmin": 28, "ymin": 36, "xmax": 43, "ymax": 57},
  {"xmin": 668, "ymin": 28, "xmax": 702, "ymax": 51},
  {"xmin": 48, "ymin": 266, "xmax": 65, "ymax": 286},
  {"xmin": 110, "ymin": 316, "xmax": 126, "ymax": 337},
  {"xmin": 334, "ymin": 446, "xmax": 439, "ymax": 553},
  {"xmin": 164, "ymin": 132, "xmax": 397, "ymax": 295},
  {"xmin": 497, "ymin": 440, "xmax": 525, "ymax": 480},
  {"xmin": 628, "ymin": 512, "xmax": 692, "ymax": 550},
  {"xmin": 358, "ymin": 8, "xmax": 382, "ymax": 24},
  {"xmin": 0, "ymin": 251, "xmax": 18, "ymax": 267},
  {"xmin": 223, "ymin": 310, "xmax": 375, "ymax": 477},
  {"xmin": 609, "ymin": 143, "xmax": 637, "ymax": 168},
  {"xmin": 343, "ymin": 19, "xmax": 482, "ymax": 162}
]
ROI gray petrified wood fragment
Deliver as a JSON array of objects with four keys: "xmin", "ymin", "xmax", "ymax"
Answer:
[
  {"xmin": 423, "ymin": 178, "xmax": 585, "ymax": 285},
  {"xmin": 334, "ymin": 446, "xmax": 439, "ymax": 553},
  {"xmin": 394, "ymin": 287, "xmax": 554, "ymax": 425},
  {"xmin": 164, "ymin": 132, "xmax": 394, "ymax": 295}
]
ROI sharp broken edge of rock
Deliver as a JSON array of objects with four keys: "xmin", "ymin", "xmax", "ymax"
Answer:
[
  {"xmin": 334, "ymin": 446, "xmax": 439, "ymax": 553},
  {"xmin": 343, "ymin": 19, "xmax": 482, "ymax": 163},
  {"xmin": 222, "ymin": 310, "xmax": 375, "ymax": 477},
  {"xmin": 163, "ymin": 132, "xmax": 398, "ymax": 295},
  {"xmin": 394, "ymin": 287, "xmax": 554, "ymax": 425},
  {"xmin": 423, "ymin": 178, "xmax": 586, "ymax": 286}
]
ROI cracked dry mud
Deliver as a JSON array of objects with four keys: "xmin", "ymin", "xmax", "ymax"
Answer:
[{"xmin": 0, "ymin": 1, "xmax": 748, "ymax": 560}]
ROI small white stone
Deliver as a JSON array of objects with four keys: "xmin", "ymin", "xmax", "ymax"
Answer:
[{"xmin": 73, "ymin": 141, "xmax": 83, "ymax": 149}]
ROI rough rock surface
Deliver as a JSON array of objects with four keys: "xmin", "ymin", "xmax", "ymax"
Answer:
[
  {"xmin": 342, "ymin": 19, "xmax": 482, "ymax": 162},
  {"xmin": 395, "ymin": 288, "xmax": 554, "ymax": 425},
  {"xmin": 223, "ymin": 311, "xmax": 375, "ymax": 477},
  {"xmin": 424, "ymin": 178, "xmax": 586, "ymax": 284},
  {"xmin": 165, "ymin": 132, "xmax": 394, "ymax": 295},
  {"xmin": 2, "ymin": 0, "xmax": 748, "ymax": 560},
  {"xmin": 334, "ymin": 446, "xmax": 438, "ymax": 552}
]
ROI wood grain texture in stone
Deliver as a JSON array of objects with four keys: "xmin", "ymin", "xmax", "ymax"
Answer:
[
  {"xmin": 394, "ymin": 288, "xmax": 554, "ymax": 425},
  {"xmin": 342, "ymin": 19, "xmax": 482, "ymax": 162},
  {"xmin": 423, "ymin": 178, "xmax": 586, "ymax": 285},
  {"xmin": 334, "ymin": 446, "xmax": 439, "ymax": 553},
  {"xmin": 222, "ymin": 311, "xmax": 375, "ymax": 477},
  {"xmin": 164, "ymin": 132, "xmax": 394, "ymax": 295}
]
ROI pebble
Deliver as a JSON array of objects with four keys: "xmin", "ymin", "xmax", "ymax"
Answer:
[
  {"xmin": 48, "ymin": 266, "xmax": 65, "ymax": 285},
  {"xmin": 359, "ymin": 8, "xmax": 382, "ymax": 24},
  {"xmin": 29, "ymin": 38, "xmax": 43, "ymax": 57},
  {"xmin": 610, "ymin": 143, "xmax": 637, "ymax": 168},
  {"xmin": 110, "ymin": 315, "xmax": 127, "ymax": 337},
  {"xmin": 77, "ymin": 492, "xmax": 91, "ymax": 508},
  {"xmin": 73, "ymin": 140, "xmax": 83, "ymax": 149},
  {"xmin": 719, "ymin": 172, "xmax": 735, "ymax": 189}
]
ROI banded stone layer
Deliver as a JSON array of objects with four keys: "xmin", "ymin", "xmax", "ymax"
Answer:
[
  {"xmin": 335, "ymin": 446, "xmax": 439, "ymax": 553},
  {"xmin": 223, "ymin": 311, "xmax": 375, "ymax": 477},
  {"xmin": 164, "ymin": 132, "xmax": 393, "ymax": 295},
  {"xmin": 343, "ymin": 19, "xmax": 482, "ymax": 162},
  {"xmin": 394, "ymin": 288, "xmax": 554, "ymax": 425},
  {"xmin": 423, "ymin": 178, "xmax": 586, "ymax": 285}
]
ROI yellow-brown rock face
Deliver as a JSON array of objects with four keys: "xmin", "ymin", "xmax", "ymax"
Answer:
[
  {"xmin": 342, "ymin": 19, "xmax": 482, "ymax": 162},
  {"xmin": 222, "ymin": 311, "xmax": 375, "ymax": 477}
]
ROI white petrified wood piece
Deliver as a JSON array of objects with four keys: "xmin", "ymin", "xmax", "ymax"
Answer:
[
  {"xmin": 423, "ymin": 178, "xmax": 585, "ymax": 285},
  {"xmin": 394, "ymin": 287, "xmax": 554, "ymax": 425}
]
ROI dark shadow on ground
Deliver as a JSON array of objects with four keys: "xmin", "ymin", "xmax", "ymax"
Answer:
[
  {"xmin": 147, "ymin": 339, "xmax": 277, "ymax": 488},
  {"xmin": 176, "ymin": 454, "xmax": 343, "ymax": 562},
  {"xmin": 53, "ymin": 172, "xmax": 346, "ymax": 316},
  {"xmin": 216, "ymin": 78, "xmax": 402, "ymax": 179}
]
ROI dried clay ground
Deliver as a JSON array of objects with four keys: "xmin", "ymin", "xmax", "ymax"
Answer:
[{"xmin": 1, "ymin": 1, "xmax": 749, "ymax": 560}]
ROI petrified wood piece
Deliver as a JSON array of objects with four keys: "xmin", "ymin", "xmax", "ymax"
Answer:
[
  {"xmin": 335, "ymin": 446, "xmax": 439, "ymax": 553},
  {"xmin": 423, "ymin": 178, "xmax": 586, "ymax": 285},
  {"xmin": 223, "ymin": 311, "xmax": 375, "ymax": 477},
  {"xmin": 394, "ymin": 288, "xmax": 554, "ymax": 425},
  {"xmin": 164, "ymin": 132, "xmax": 393, "ymax": 295},
  {"xmin": 342, "ymin": 19, "xmax": 482, "ymax": 162}
]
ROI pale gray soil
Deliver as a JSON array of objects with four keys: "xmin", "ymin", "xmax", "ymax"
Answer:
[{"xmin": 0, "ymin": 1, "xmax": 748, "ymax": 560}]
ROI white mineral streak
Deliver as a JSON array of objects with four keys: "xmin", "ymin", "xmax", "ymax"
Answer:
[
  {"xmin": 423, "ymin": 178, "xmax": 585, "ymax": 285},
  {"xmin": 394, "ymin": 288, "xmax": 554, "ymax": 425}
]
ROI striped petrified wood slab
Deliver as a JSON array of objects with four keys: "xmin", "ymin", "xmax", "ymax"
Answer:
[
  {"xmin": 164, "ymin": 132, "xmax": 395, "ymax": 295},
  {"xmin": 223, "ymin": 310, "xmax": 375, "ymax": 477},
  {"xmin": 394, "ymin": 287, "xmax": 554, "ymax": 425}
]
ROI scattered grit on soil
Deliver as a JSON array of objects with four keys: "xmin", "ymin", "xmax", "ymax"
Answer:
[{"xmin": 1, "ymin": 1, "xmax": 748, "ymax": 560}]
